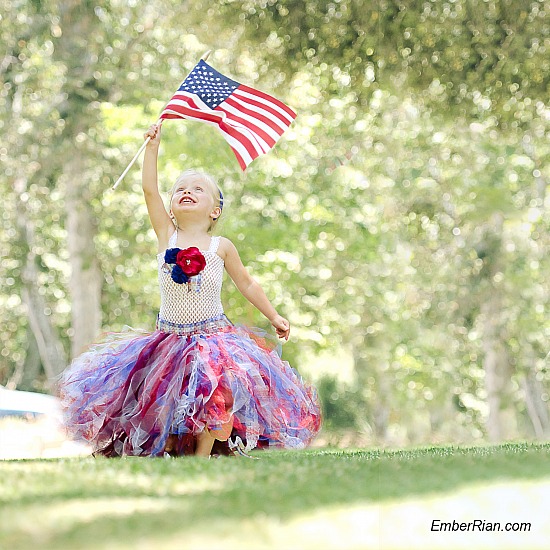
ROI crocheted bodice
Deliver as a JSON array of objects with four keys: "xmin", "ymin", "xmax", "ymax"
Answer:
[{"xmin": 157, "ymin": 230, "xmax": 225, "ymax": 324}]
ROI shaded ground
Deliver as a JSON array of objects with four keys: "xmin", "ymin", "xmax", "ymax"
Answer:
[{"xmin": 1, "ymin": 443, "xmax": 549, "ymax": 549}]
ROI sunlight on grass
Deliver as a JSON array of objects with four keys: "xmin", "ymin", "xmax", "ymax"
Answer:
[
  {"xmin": 375, "ymin": 478, "xmax": 550, "ymax": 550},
  {"xmin": 156, "ymin": 505, "xmax": 372, "ymax": 550},
  {"xmin": 109, "ymin": 469, "xmax": 220, "ymax": 496},
  {"xmin": 1, "ymin": 445, "xmax": 550, "ymax": 549}
]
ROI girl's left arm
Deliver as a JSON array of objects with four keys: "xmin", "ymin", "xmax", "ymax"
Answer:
[{"xmin": 221, "ymin": 238, "xmax": 290, "ymax": 340}]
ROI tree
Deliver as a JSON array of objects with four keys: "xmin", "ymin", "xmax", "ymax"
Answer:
[{"xmin": 2, "ymin": 0, "xmax": 549, "ymax": 449}]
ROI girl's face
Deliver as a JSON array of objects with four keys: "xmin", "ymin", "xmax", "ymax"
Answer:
[{"xmin": 170, "ymin": 176, "xmax": 221, "ymax": 223}]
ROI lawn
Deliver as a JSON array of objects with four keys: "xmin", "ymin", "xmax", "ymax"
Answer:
[{"xmin": 1, "ymin": 443, "xmax": 549, "ymax": 550}]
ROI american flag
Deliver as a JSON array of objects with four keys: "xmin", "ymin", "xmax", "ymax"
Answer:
[{"xmin": 159, "ymin": 60, "xmax": 296, "ymax": 170}]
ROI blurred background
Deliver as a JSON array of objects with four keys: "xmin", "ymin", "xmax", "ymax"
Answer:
[{"xmin": 1, "ymin": 0, "xmax": 549, "ymax": 456}]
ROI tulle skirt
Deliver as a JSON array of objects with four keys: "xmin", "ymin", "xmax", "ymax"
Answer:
[{"xmin": 57, "ymin": 315, "xmax": 321, "ymax": 457}]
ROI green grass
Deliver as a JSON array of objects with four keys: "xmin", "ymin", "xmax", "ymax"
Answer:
[{"xmin": 1, "ymin": 443, "xmax": 550, "ymax": 550}]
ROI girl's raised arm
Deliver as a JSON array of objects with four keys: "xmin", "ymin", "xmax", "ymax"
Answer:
[
  {"xmin": 142, "ymin": 124, "xmax": 173, "ymax": 249},
  {"xmin": 221, "ymin": 238, "xmax": 290, "ymax": 340}
]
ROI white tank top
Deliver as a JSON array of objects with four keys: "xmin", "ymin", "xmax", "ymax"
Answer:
[{"xmin": 157, "ymin": 230, "xmax": 225, "ymax": 325}]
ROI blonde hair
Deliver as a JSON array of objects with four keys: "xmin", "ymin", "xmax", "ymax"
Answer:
[{"xmin": 169, "ymin": 169, "xmax": 224, "ymax": 233}]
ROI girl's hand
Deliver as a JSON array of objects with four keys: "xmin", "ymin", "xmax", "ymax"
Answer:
[
  {"xmin": 144, "ymin": 123, "xmax": 161, "ymax": 148},
  {"xmin": 271, "ymin": 315, "xmax": 290, "ymax": 341}
]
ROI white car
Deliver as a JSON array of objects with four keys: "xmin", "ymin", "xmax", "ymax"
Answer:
[
  {"xmin": 0, "ymin": 385, "xmax": 62, "ymax": 420},
  {"xmin": 0, "ymin": 386, "xmax": 90, "ymax": 459}
]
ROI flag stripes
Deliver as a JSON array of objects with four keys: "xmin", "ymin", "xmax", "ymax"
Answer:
[{"xmin": 158, "ymin": 61, "xmax": 296, "ymax": 170}]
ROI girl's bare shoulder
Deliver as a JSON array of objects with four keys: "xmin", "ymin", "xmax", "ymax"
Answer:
[{"xmin": 216, "ymin": 236, "xmax": 239, "ymax": 260}]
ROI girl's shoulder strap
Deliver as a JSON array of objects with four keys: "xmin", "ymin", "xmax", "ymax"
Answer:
[
  {"xmin": 208, "ymin": 235, "xmax": 221, "ymax": 254},
  {"xmin": 168, "ymin": 227, "xmax": 178, "ymax": 247}
]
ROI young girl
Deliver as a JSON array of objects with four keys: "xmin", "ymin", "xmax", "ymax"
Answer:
[{"xmin": 58, "ymin": 123, "xmax": 321, "ymax": 457}]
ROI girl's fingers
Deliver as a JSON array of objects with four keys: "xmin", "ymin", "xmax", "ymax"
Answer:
[
  {"xmin": 275, "ymin": 325, "xmax": 290, "ymax": 340},
  {"xmin": 144, "ymin": 127, "xmax": 161, "ymax": 142},
  {"xmin": 144, "ymin": 124, "xmax": 160, "ymax": 139},
  {"xmin": 272, "ymin": 315, "xmax": 289, "ymax": 339}
]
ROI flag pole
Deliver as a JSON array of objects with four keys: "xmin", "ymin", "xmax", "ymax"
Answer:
[
  {"xmin": 111, "ymin": 50, "xmax": 212, "ymax": 191},
  {"xmin": 111, "ymin": 133, "xmax": 155, "ymax": 190}
]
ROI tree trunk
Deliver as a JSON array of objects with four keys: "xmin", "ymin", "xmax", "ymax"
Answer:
[
  {"xmin": 6, "ymin": 326, "xmax": 41, "ymax": 390},
  {"xmin": 480, "ymin": 214, "xmax": 516, "ymax": 442},
  {"xmin": 64, "ymin": 157, "xmax": 102, "ymax": 357},
  {"xmin": 20, "ymin": 327, "xmax": 42, "ymax": 390},
  {"xmin": 520, "ymin": 134, "xmax": 549, "ymax": 439},
  {"xmin": 14, "ymin": 177, "xmax": 68, "ymax": 383},
  {"xmin": 481, "ymin": 297, "xmax": 512, "ymax": 441},
  {"xmin": 56, "ymin": 1, "xmax": 103, "ymax": 357},
  {"xmin": 353, "ymin": 342, "xmax": 391, "ymax": 444},
  {"xmin": 521, "ymin": 369, "xmax": 550, "ymax": 439}
]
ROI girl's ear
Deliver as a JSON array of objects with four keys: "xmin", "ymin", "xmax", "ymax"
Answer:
[{"xmin": 211, "ymin": 206, "xmax": 222, "ymax": 221}]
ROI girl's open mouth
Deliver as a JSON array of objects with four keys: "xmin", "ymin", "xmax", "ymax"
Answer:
[{"xmin": 179, "ymin": 196, "xmax": 196, "ymax": 204}]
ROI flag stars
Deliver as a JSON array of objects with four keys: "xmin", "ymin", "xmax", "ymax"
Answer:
[{"xmin": 176, "ymin": 61, "xmax": 240, "ymax": 108}]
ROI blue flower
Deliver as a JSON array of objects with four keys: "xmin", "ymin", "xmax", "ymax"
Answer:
[
  {"xmin": 165, "ymin": 248, "xmax": 180, "ymax": 264},
  {"xmin": 170, "ymin": 265, "xmax": 189, "ymax": 284}
]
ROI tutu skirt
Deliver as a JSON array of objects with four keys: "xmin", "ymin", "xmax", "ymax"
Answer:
[{"xmin": 58, "ymin": 316, "xmax": 321, "ymax": 457}]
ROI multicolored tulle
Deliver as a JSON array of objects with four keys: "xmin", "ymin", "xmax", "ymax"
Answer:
[{"xmin": 58, "ymin": 322, "xmax": 321, "ymax": 457}]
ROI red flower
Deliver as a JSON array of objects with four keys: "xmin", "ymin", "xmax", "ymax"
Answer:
[{"xmin": 175, "ymin": 247, "xmax": 206, "ymax": 277}]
